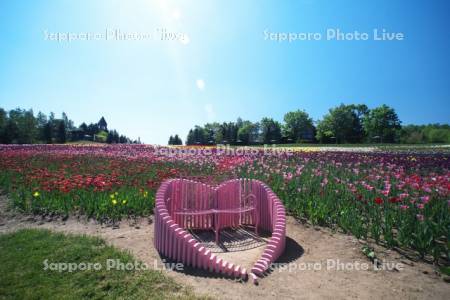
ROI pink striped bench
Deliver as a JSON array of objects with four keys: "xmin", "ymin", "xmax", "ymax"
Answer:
[{"xmin": 154, "ymin": 178, "xmax": 286, "ymax": 284}]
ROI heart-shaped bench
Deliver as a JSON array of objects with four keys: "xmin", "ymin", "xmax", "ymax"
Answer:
[{"xmin": 154, "ymin": 178, "xmax": 286, "ymax": 284}]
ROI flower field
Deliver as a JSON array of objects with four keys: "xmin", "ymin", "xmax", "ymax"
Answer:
[{"xmin": 0, "ymin": 144, "xmax": 449, "ymax": 262}]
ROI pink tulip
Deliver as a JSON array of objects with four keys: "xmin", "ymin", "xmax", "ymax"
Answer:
[{"xmin": 420, "ymin": 196, "xmax": 430, "ymax": 204}]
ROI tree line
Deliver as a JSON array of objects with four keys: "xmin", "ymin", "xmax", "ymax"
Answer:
[
  {"xmin": 0, "ymin": 107, "xmax": 139, "ymax": 144},
  {"xmin": 168, "ymin": 134, "xmax": 183, "ymax": 145},
  {"xmin": 177, "ymin": 104, "xmax": 449, "ymax": 145}
]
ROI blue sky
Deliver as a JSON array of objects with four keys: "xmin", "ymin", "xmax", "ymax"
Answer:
[{"xmin": 0, "ymin": 0, "xmax": 449, "ymax": 144}]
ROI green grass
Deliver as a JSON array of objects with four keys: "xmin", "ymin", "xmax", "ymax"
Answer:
[{"xmin": 0, "ymin": 229, "xmax": 202, "ymax": 300}]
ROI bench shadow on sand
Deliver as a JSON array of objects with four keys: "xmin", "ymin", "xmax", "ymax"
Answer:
[{"xmin": 157, "ymin": 227, "xmax": 303, "ymax": 282}]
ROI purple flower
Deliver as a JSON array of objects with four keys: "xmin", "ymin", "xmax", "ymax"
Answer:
[{"xmin": 420, "ymin": 196, "xmax": 430, "ymax": 204}]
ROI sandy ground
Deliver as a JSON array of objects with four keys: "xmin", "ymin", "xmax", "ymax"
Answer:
[{"xmin": 0, "ymin": 195, "xmax": 449, "ymax": 300}]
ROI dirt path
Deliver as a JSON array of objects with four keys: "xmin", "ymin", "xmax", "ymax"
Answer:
[{"xmin": 0, "ymin": 196, "xmax": 448, "ymax": 300}]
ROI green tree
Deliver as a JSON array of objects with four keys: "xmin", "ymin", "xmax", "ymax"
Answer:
[
  {"xmin": 282, "ymin": 110, "xmax": 315, "ymax": 143},
  {"xmin": 428, "ymin": 128, "xmax": 449, "ymax": 143},
  {"xmin": 237, "ymin": 121, "xmax": 259, "ymax": 145},
  {"xmin": 218, "ymin": 122, "xmax": 238, "ymax": 144},
  {"xmin": 3, "ymin": 119, "xmax": 19, "ymax": 144},
  {"xmin": 399, "ymin": 125, "xmax": 424, "ymax": 143},
  {"xmin": 421, "ymin": 124, "xmax": 450, "ymax": 143},
  {"xmin": 98, "ymin": 116, "xmax": 108, "ymax": 131},
  {"xmin": 404, "ymin": 130, "xmax": 422, "ymax": 143},
  {"xmin": 192, "ymin": 126, "xmax": 206, "ymax": 145},
  {"xmin": 260, "ymin": 117, "xmax": 282, "ymax": 144},
  {"xmin": 316, "ymin": 104, "xmax": 368, "ymax": 143},
  {"xmin": 86, "ymin": 123, "xmax": 100, "ymax": 136},
  {"xmin": 36, "ymin": 112, "xmax": 48, "ymax": 142},
  {"xmin": 315, "ymin": 114, "xmax": 335, "ymax": 143},
  {"xmin": 173, "ymin": 134, "xmax": 182, "ymax": 145},
  {"xmin": 62, "ymin": 112, "xmax": 74, "ymax": 130},
  {"xmin": 106, "ymin": 131, "xmax": 113, "ymax": 143},
  {"xmin": 48, "ymin": 112, "xmax": 55, "ymax": 124},
  {"xmin": 95, "ymin": 131, "xmax": 108, "ymax": 143},
  {"xmin": 186, "ymin": 129, "xmax": 194, "ymax": 145},
  {"xmin": 79, "ymin": 122, "xmax": 88, "ymax": 134},
  {"xmin": 119, "ymin": 135, "xmax": 128, "ymax": 143},
  {"xmin": 237, "ymin": 123, "xmax": 252, "ymax": 145},
  {"xmin": 8, "ymin": 108, "xmax": 37, "ymax": 144},
  {"xmin": 0, "ymin": 107, "xmax": 135, "ymax": 144},
  {"xmin": 43, "ymin": 121, "xmax": 53, "ymax": 144},
  {"xmin": 204, "ymin": 122, "xmax": 222, "ymax": 144},
  {"xmin": 56, "ymin": 120, "xmax": 66, "ymax": 143},
  {"xmin": 0, "ymin": 108, "xmax": 7, "ymax": 143},
  {"xmin": 107, "ymin": 130, "xmax": 120, "ymax": 143},
  {"xmin": 363, "ymin": 104, "xmax": 401, "ymax": 143}
]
